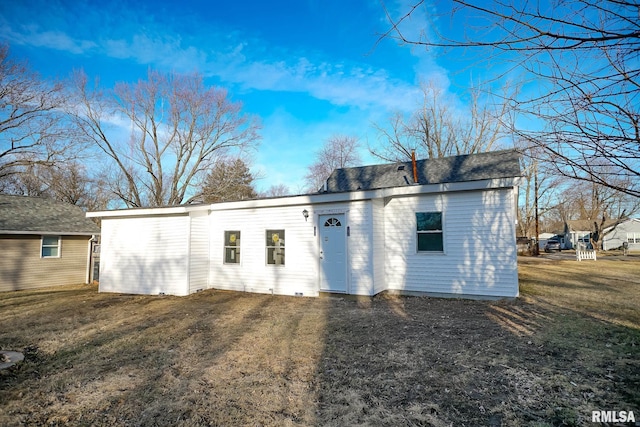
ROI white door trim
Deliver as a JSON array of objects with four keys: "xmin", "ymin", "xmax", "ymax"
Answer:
[{"xmin": 318, "ymin": 213, "xmax": 348, "ymax": 293}]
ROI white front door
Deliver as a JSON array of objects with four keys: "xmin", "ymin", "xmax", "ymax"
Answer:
[{"xmin": 319, "ymin": 214, "xmax": 347, "ymax": 293}]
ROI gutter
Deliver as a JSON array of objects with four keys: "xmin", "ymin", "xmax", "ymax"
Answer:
[
  {"xmin": 86, "ymin": 177, "xmax": 522, "ymax": 218},
  {"xmin": 0, "ymin": 230, "xmax": 100, "ymax": 236}
]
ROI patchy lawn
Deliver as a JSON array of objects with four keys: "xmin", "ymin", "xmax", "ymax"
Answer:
[{"xmin": 0, "ymin": 257, "xmax": 638, "ymax": 426}]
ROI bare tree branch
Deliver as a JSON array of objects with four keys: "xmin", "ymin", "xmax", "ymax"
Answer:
[
  {"xmin": 381, "ymin": 0, "xmax": 640, "ymax": 197},
  {"xmin": 304, "ymin": 135, "xmax": 361, "ymax": 192},
  {"xmin": 68, "ymin": 69, "xmax": 261, "ymax": 207},
  {"xmin": 370, "ymin": 82, "xmax": 509, "ymax": 161},
  {"xmin": 0, "ymin": 43, "xmax": 78, "ymax": 180}
]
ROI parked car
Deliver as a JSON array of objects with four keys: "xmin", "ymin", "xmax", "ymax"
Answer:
[{"xmin": 544, "ymin": 239, "xmax": 562, "ymax": 252}]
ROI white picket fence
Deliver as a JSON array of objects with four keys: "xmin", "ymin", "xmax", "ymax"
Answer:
[{"xmin": 576, "ymin": 250, "xmax": 597, "ymax": 261}]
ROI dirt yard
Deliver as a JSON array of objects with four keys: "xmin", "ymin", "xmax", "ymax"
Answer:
[{"xmin": 0, "ymin": 257, "xmax": 638, "ymax": 426}]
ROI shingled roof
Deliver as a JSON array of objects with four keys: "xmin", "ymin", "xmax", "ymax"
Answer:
[
  {"xmin": 0, "ymin": 195, "xmax": 100, "ymax": 235},
  {"xmin": 324, "ymin": 149, "xmax": 521, "ymax": 193}
]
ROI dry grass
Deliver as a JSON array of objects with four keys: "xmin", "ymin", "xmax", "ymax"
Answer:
[
  {"xmin": 0, "ymin": 256, "xmax": 639, "ymax": 426},
  {"xmin": 518, "ymin": 256, "xmax": 640, "ymax": 328}
]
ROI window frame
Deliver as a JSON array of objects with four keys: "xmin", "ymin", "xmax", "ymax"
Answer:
[
  {"xmin": 41, "ymin": 235, "xmax": 61, "ymax": 258},
  {"xmin": 416, "ymin": 212, "xmax": 444, "ymax": 253},
  {"xmin": 223, "ymin": 230, "xmax": 241, "ymax": 264},
  {"xmin": 265, "ymin": 229, "xmax": 285, "ymax": 266}
]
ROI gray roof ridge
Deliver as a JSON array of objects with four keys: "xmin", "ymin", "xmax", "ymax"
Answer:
[{"xmin": 324, "ymin": 149, "xmax": 521, "ymax": 193}]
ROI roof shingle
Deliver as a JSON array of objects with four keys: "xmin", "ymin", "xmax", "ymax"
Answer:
[
  {"xmin": 0, "ymin": 195, "xmax": 100, "ymax": 235},
  {"xmin": 324, "ymin": 149, "xmax": 521, "ymax": 193}
]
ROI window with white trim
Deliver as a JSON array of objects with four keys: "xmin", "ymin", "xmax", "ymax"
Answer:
[
  {"xmin": 41, "ymin": 235, "xmax": 61, "ymax": 258},
  {"xmin": 416, "ymin": 212, "xmax": 443, "ymax": 252},
  {"xmin": 266, "ymin": 229, "xmax": 285, "ymax": 265},
  {"xmin": 224, "ymin": 231, "xmax": 241, "ymax": 264},
  {"xmin": 627, "ymin": 232, "xmax": 640, "ymax": 244}
]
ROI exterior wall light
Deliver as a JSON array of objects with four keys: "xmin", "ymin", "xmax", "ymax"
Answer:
[{"xmin": 302, "ymin": 209, "xmax": 309, "ymax": 221}]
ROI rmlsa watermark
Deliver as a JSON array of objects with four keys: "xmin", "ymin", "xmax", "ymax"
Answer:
[{"xmin": 592, "ymin": 410, "xmax": 635, "ymax": 423}]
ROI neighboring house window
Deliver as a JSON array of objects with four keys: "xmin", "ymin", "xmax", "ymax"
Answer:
[
  {"xmin": 266, "ymin": 229, "xmax": 285, "ymax": 265},
  {"xmin": 41, "ymin": 236, "xmax": 61, "ymax": 258},
  {"xmin": 416, "ymin": 212, "xmax": 443, "ymax": 252},
  {"xmin": 628, "ymin": 233, "xmax": 640, "ymax": 244},
  {"xmin": 578, "ymin": 234, "xmax": 591, "ymax": 243},
  {"xmin": 224, "ymin": 231, "xmax": 241, "ymax": 264}
]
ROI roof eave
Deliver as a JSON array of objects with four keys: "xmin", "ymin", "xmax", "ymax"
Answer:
[
  {"xmin": 0, "ymin": 230, "xmax": 100, "ymax": 236},
  {"xmin": 86, "ymin": 204, "xmax": 210, "ymax": 218},
  {"xmin": 88, "ymin": 177, "xmax": 520, "ymax": 218}
]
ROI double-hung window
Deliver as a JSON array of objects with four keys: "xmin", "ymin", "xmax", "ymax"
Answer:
[
  {"xmin": 416, "ymin": 212, "xmax": 443, "ymax": 252},
  {"xmin": 628, "ymin": 233, "xmax": 640, "ymax": 244},
  {"xmin": 224, "ymin": 231, "xmax": 241, "ymax": 264},
  {"xmin": 41, "ymin": 235, "xmax": 61, "ymax": 258},
  {"xmin": 266, "ymin": 229, "xmax": 285, "ymax": 265}
]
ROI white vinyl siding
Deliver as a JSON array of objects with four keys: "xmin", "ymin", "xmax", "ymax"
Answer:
[
  {"xmin": 384, "ymin": 188, "xmax": 518, "ymax": 298},
  {"xmin": 372, "ymin": 199, "xmax": 386, "ymax": 295},
  {"xmin": 344, "ymin": 201, "xmax": 375, "ymax": 296},
  {"xmin": 209, "ymin": 205, "xmax": 318, "ymax": 296},
  {"xmin": 207, "ymin": 200, "xmax": 375, "ymax": 297},
  {"xmin": 99, "ymin": 215, "xmax": 190, "ymax": 296},
  {"xmin": 189, "ymin": 211, "xmax": 210, "ymax": 293},
  {"xmin": 91, "ymin": 182, "xmax": 520, "ymax": 299}
]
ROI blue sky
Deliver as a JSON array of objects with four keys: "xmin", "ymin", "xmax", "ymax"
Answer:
[{"xmin": 0, "ymin": 0, "xmax": 492, "ymax": 193}]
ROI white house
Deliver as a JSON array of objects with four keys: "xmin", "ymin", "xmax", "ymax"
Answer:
[
  {"xmin": 537, "ymin": 232, "xmax": 557, "ymax": 250},
  {"xmin": 87, "ymin": 150, "xmax": 522, "ymax": 299},
  {"xmin": 602, "ymin": 218, "xmax": 640, "ymax": 251}
]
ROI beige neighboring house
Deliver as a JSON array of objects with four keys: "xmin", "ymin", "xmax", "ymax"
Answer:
[{"xmin": 0, "ymin": 195, "xmax": 100, "ymax": 292}]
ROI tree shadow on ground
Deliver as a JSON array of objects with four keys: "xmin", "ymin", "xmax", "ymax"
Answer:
[
  {"xmin": 314, "ymin": 293, "xmax": 640, "ymax": 426},
  {"xmin": 1, "ymin": 277, "xmax": 639, "ymax": 426}
]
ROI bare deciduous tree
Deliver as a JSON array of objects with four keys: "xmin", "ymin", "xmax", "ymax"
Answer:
[
  {"xmin": 0, "ymin": 160, "xmax": 114, "ymax": 211},
  {"xmin": 371, "ymin": 82, "xmax": 509, "ymax": 161},
  {"xmin": 516, "ymin": 144, "xmax": 566, "ymax": 239},
  {"xmin": 547, "ymin": 176, "xmax": 639, "ymax": 249},
  {"xmin": 0, "ymin": 44, "xmax": 75, "ymax": 180},
  {"xmin": 69, "ymin": 69, "xmax": 261, "ymax": 207},
  {"xmin": 304, "ymin": 135, "xmax": 361, "ymax": 192},
  {"xmin": 0, "ymin": 162, "xmax": 49, "ymax": 197},
  {"xmin": 260, "ymin": 183, "xmax": 290, "ymax": 198},
  {"xmin": 382, "ymin": 0, "xmax": 640, "ymax": 197}
]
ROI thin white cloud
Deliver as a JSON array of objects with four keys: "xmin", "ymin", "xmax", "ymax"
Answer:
[
  {"xmin": 1, "ymin": 24, "xmax": 98, "ymax": 54},
  {"xmin": 1, "ymin": 1, "xmax": 435, "ymax": 114},
  {"xmin": 207, "ymin": 45, "xmax": 427, "ymax": 112}
]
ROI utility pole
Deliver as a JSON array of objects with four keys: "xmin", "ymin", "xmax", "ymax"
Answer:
[{"xmin": 534, "ymin": 165, "xmax": 540, "ymax": 256}]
